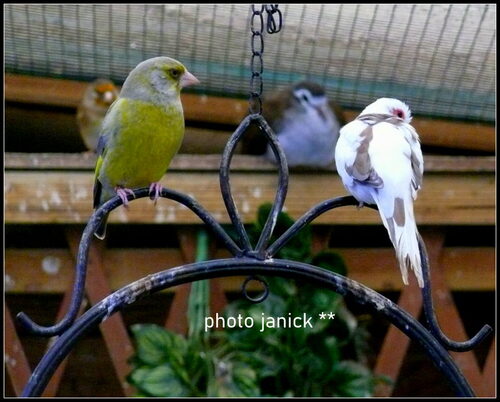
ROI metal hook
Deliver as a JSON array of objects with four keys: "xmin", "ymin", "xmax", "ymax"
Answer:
[
  {"xmin": 16, "ymin": 187, "xmax": 243, "ymax": 336},
  {"xmin": 241, "ymin": 275, "xmax": 270, "ymax": 303},
  {"xmin": 418, "ymin": 235, "xmax": 493, "ymax": 352}
]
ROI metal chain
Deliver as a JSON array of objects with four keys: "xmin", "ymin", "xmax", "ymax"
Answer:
[
  {"xmin": 243, "ymin": 4, "xmax": 283, "ymax": 303},
  {"xmin": 249, "ymin": 4, "xmax": 283, "ymax": 115},
  {"xmin": 265, "ymin": 4, "xmax": 283, "ymax": 34}
]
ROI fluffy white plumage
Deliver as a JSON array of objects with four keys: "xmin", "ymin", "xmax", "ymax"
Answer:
[{"xmin": 335, "ymin": 98, "xmax": 424, "ymax": 287}]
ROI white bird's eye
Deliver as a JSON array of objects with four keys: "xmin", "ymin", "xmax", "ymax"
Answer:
[{"xmin": 392, "ymin": 108, "xmax": 405, "ymax": 119}]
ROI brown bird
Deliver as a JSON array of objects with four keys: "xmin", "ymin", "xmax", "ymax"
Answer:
[{"xmin": 77, "ymin": 79, "xmax": 119, "ymax": 152}]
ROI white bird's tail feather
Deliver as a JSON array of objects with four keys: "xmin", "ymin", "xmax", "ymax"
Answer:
[{"xmin": 373, "ymin": 194, "xmax": 423, "ymax": 288}]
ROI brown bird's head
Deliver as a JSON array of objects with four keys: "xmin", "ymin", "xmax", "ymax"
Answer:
[{"xmin": 90, "ymin": 79, "xmax": 119, "ymax": 108}]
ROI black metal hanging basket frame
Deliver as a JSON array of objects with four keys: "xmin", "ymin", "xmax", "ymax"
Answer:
[
  {"xmin": 15, "ymin": 5, "xmax": 493, "ymax": 397},
  {"xmin": 17, "ymin": 113, "xmax": 492, "ymax": 397}
]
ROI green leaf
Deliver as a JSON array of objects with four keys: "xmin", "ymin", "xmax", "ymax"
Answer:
[
  {"xmin": 130, "ymin": 324, "xmax": 187, "ymax": 367},
  {"xmin": 321, "ymin": 335, "xmax": 342, "ymax": 367},
  {"xmin": 330, "ymin": 361, "xmax": 374, "ymax": 397},
  {"xmin": 212, "ymin": 359, "xmax": 260, "ymax": 397},
  {"xmin": 187, "ymin": 229, "xmax": 211, "ymax": 340},
  {"xmin": 249, "ymin": 203, "xmax": 312, "ymax": 262},
  {"xmin": 128, "ymin": 364, "xmax": 191, "ymax": 397},
  {"xmin": 266, "ymin": 276, "xmax": 297, "ymax": 299},
  {"xmin": 311, "ymin": 250, "xmax": 348, "ymax": 276},
  {"xmin": 334, "ymin": 303, "xmax": 358, "ymax": 342}
]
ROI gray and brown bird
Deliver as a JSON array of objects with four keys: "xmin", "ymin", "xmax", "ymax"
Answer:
[
  {"xmin": 242, "ymin": 81, "xmax": 345, "ymax": 168},
  {"xmin": 77, "ymin": 79, "xmax": 119, "ymax": 152}
]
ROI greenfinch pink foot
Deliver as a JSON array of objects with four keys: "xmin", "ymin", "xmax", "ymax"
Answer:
[
  {"xmin": 149, "ymin": 182, "xmax": 163, "ymax": 204},
  {"xmin": 115, "ymin": 187, "xmax": 135, "ymax": 208}
]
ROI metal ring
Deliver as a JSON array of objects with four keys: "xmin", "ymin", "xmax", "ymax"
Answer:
[
  {"xmin": 251, "ymin": 31, "xmax": 264, "ymax": 54},
  {"xmin": 250, "ymin": 53, "xmax": 264, "ymax": 74},
  {"xmin": 250, "ymin": 8, "xmax": 264, "ymax": 34},
  {"xmin": 248, "ymin": 95, "xmax": 262, "ymax": 115},
  {"xmin": 265, "ymin": 4, "xmax": 283, "ymax": 34},
  {"xmin": 241, "ymin": 275, "xmax": 269, "ymax": 303},
  {"xmin": 249, "ymin": 74, "xmax": 263, "ymax": 96},
  {"xmin": 251, "ymin": 4, "xmax": 265, "ymax": 13}
]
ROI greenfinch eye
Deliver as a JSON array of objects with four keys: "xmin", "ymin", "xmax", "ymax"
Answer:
[{"xmin": 169, "ymin": 69, "xmax": 181, "ymax": 79}]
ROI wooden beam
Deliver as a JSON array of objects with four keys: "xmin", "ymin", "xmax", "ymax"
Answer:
[
  {"xmin": 421, "ymin": 229, "xmax": 486, "ymax": 396},
  {"xmin": 374, "ymin": 279, "xmax": 423, "ymax": 396},
  {"xmin": 42, "ymin": 279, "xmax": 88, "ymax": 397},
  {"xmin": 5, "ymin": 74, "xmax": 85, "ymax": 108},
  {"xmin": 5, "ymin": 74, "xmax": 495, "ymax": 151},
  {"xmin": 5, "ymin": 168, "xmax": 495, "ymax": 225},
  {"xmin": 165, "ymin": 228, "xmax": 198, "ymax": 335},
  {"xmin": 481, "ymin": 340, "xmax": 496, "ymax": 397},
  {"xmin": 4, "ymin": 74, "xmax": 247, "ymax": 126},
  {"xmin": 5, "ymin": 152, "xmax": 496, "ymax": 173},
  {"xmin": 5, "ymin": 305, "xmax": 32, "ymax": 396},
  {"xmin": 5, "ymin": 247, "xmax": 495, "ymax": 293},
  {"xmin": 65, "ymin": 228, "xmax": 135, "ymax": 397},
  {"xmin": 342, "ymin": 110, "xmax": 495, "ymax": 152}
]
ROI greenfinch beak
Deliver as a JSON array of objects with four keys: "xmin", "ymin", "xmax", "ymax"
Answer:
[{"xmin": 180, "ymin": 71, "xmax": 200, "ymax": 88}]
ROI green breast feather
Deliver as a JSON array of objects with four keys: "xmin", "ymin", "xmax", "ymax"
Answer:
[{"xmin": 102, "ymin": 98, "xmax": 185, "ymax": 189}]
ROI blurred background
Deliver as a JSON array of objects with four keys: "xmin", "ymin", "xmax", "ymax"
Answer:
[
  {"xmin": 5, "ymin": 4, "xmax": 495, "ymax": 398},
  {"xmin": 5, "ymin": 4, "xmax": 495, "ymax": 121}
]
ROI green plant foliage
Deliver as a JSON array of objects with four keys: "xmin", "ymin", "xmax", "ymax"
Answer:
[
  {"xmin": 127, "ymin": 206, "xmax": 385, "ymax": 397},
  {"xmin": 127, "ymin": 323, "xmax": 261, "ymax": 397},
  {"xmin": 127, "ymin": 324, "xmax": 197, "ymax": 396},
  {"xmin": 249, "ymin": 202, "xmax": 312, "ymax": 261},
  {"xmin": 222, "ymin": 273, "xmax": 377, "ymax": 397}
]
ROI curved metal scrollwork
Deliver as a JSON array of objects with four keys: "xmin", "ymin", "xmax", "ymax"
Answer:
[{"xmin": 18, "ymin": 113, "xmax": 492, "ymax": 397}]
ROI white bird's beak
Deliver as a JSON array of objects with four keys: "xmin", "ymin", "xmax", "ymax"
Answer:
[{"xmin": 180, "ymin": 71, "xmax": 200, "ymax": 88}]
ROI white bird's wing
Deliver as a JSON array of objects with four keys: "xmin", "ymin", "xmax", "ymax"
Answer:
[
  {"xmin": 404, "ymin": 125, "xmax": 424, "ymax": 199},
  {"xmin": 369, "ymin": 122, "xmax": 415, "ymax": 194},
  {"xmin": 368, "ymin": 122, "xmax": 423, "ymax": 286},
  {"xmin": 335, "ymin": 119, "xmax": 386, "ymax": 208}
]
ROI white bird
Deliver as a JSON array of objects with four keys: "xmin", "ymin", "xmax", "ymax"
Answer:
[
  {"xmin": 335, "ymin": 98, "xmax": 424, "ymax": 287},
  {"xmin": 262, "ymin": 81, "xmax": 344, "ymax": 168}
]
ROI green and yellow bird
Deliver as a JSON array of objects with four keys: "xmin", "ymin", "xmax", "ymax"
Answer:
[{"xmin": 93, "ymin": 56, "xmax": 199, "ymax": 239}]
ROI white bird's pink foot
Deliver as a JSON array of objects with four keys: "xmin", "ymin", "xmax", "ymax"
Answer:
[
  {"xmin": 149, "ymin": 182, "xmax": 164, "ymax": 204},
  {"xmin": 115, "ymin": 187, "xmax": 135, "ymax": 208}
]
